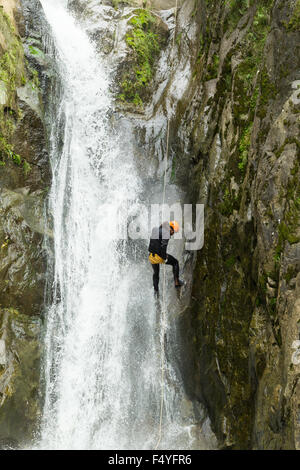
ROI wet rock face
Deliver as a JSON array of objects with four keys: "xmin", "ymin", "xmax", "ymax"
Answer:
[
  {"xmin": 0, "ymin": 189, "xmax": 48, "ymax": 316},
  {"xmin": 0, "ymin": 0, "xmax": 50, "ymax": 445},
  {"xmin": 0, "ymin": 309, "xmax": 40, "ymax": 447},
  {"xmin": 168, "ymin": 0, "xmax": 300, "ymax": 450}
]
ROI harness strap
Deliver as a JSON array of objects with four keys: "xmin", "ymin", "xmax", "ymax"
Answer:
[{"xmin": 149, "ymin": 253, "xmax": 165, "ymax": 265}]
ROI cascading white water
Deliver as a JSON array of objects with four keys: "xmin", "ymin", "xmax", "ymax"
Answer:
[{"xmin": 38, "ymin": 0, "xmax": 212, "ymax": 450}]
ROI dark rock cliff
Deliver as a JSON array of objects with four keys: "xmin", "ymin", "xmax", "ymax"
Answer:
[
  {"xmin": 169, "ymin": 0, "xmax": 300, "ymax": 450},
  {"xmin": 0, "ymin": 0, "xmax": 49, "ymax": 447}
]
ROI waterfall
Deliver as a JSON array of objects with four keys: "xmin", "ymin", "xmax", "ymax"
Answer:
[{"xmin": 38, "ymin": 0, "xmax": 213, "ymax": 450}]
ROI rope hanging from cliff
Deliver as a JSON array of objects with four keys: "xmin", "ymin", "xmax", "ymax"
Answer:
[{"xmin": 154, "ymin": 0, "xmax": 178, "ymax": 451}]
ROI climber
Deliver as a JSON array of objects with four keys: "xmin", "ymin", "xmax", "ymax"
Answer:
[{"xmin": 148, "ymin": 220, "xmax": 184, "ymax": 294}]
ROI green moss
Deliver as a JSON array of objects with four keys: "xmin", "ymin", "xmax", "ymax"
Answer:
[
  {"xmin": 268, "ymin": 297, "xmax": 277, "ymax": 318},
  {"xmin": 238, "ymin": 124, "xmax": 252, "ymax": 172},
  {"xmin": 275, "ymin": 168, "xmax": 300, "ymax": 257},
  {"xmin": 218, "ymin": 187, "xmax": 240, "ymax": 216},
  {"xmin": 279, "ymin": 65, "xmax": 290, "ymax": 79},
  {"xmin": 284, "ymin": 265, "xmax": 298, "ymax": 283},
  {"xmin": 199, "ymin": 33, "xmax": 205, "ymax": 53},
  {"xmin": 275, "ymin": 222, "xmax": 289, "ymax": 257},
  {"xmin": 176, "ymin": 32, "xmax": 182, "ymax": 46},
  {"xmin": 27, "ymin": 66, "xmax": 40, "ymax": 91},
  {"xmin": 258, "ymin": 273, "xmax": 267, "ymax": 293},
  {"xmin": 133, "ymin": 93, "xmax": 143, "ymax": 107},
  {"xmin": 257, "ymin": 68, "xmax": 277, "ymax": 119},
  {"xmin": 205, "ymin": 54, "xmax": 219, "ymax": 81},
  {"xmin": 275, "ymin": 137, "xmax": 300, "ymax": 159},
  {"xmin": 0, "ymin": 13, "xmax": 25, "ymax": 97},
  {"xmin": 6, "ymin": 307, "xmax": 19, "ymax": 316},
  {"xmin": 0, "ymin": 9, "xmax": 31, "ymax": 174},
  {"xmin": 260, "ymin": 68, "xmax": 277, "ymax": 101},
  {"xmin": 232, "ymin": 4, "xmax": 271, "ymax": 123},
  {"xmin": 223, "ymin": 0, "xmax": 251, "ymax": 33},
  {"xmin": 28, "ymin": 46, "xmax": 41, "ymax": 56},
  {"xmin": 225, "ymin": 256, "xmax": 236, "ymax": 268},
  {"xmin": 187, "ymin": 210, "xmax": 255, "ymax": 448},
  {"xmin": 284, "ymin": 0, "xmax": 300, "ymax": 31},
  {"xmin": 23, "ymin": 160, "xmax": 31, "ymax": 175},
  {"xmin": 119, "ymin": 9, "xmax": 162, "ymax": 107},
  {"xmin": 219, "ymin": 189, "xmax": 234, "ymax": 216},
  {"xmin": 291, "ymin": 101, "xmax": 300, "ymax": 114},
  {"xmin": 191, "ymin": 0, "xmax": 198, "ymax": 18},
  {"xmin": 265, "ymin": 206, "xmax": 274, "ymax": 219},
  {"xmin": 0, "ymin": 136, "xmax": 21, "ymax": 167}
]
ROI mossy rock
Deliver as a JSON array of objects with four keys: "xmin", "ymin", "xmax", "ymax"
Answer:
[
  {"xmin": 0, "ymin": 308, "xmax": 41, "ymax": 446},
  {"xmin": 116, "ymin": 8, "xmax": 169, "ymax": 108},
  {"xmin": 0, "ymin": 188, "xmax": 49, "ymax": 316}
]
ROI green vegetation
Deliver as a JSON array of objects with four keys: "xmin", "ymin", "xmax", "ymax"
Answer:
[
  {"xmin": 257, "ymin": 67, "xmax": 277, "ymax": 119},
  {"xmin": 0, "ymin": 9, "xmax": 32, "ymax": 174},
  {"xmin": 0, "ymin": 10, "xmax": 25, "ymax": 93},
  {"xmin": 176, "ymin": 32, "xmax": 182, "ymax": 46},
  {"xmin": 227, "ymin": 3, "xmax": 275, "ymax": 174},
  {"xmin": 0, "ymin": 136, "xmax": 31, "ymax": 173},
  {"xmin": 219, "ymin": 187, "xmax": 240, "ymax": 216},
  {"xmin": 275, "ymin": 137, "xmax": 300, "ymax": 159},
  {"xmin": 29, "ymin": 67, "xmax": 40, "ymax": 91},
  {"xmin": 2, "ymin": 10, "xmax": 15, "ymax": 32},
  {"xmin": 238, "ymin": 124, "xmax": 252, "ymax": 171},
  {"xmin": 275, "ymin": 160, "xmax": 300, "ymax": 258},
  {"xmin": 276, "ymin": 219, "xmax": 299, "ymax": 253},
  {"xmin": 23, "ymin": 160, "xmax": 32, "ymax": 175},
  {"xmin": 0, "ymin": 50, "xmax": 24, "ymax": 97},
  {"xmin": 284, "ymin": 265, "xmax": 298, "ymax": 283},
  {"xmin": 6, "ymin": 307, "xmax": 20, "ymax": 316},
  {"xmin": 202, "ymin": 0, "xmax": 274, "ymax": 110},
  {"xmin": 29, "ymin": 46, "xmax": 40, "ymax": 56},
  {"xmin": 205, "ymin": 54, "xmax": 219, "ymax": 81},
  {"xmin": 219, "ymin": 188, "xmax": 233, "ymax": 216},
  {"xmin": 284, "ymin": 0, "xmax": 300, "ymax": 31},
  {"xmin": 258, "ymin": 273, "xmax": 267, "ymax": 297},
  {"xmin": 119, "ymin": 9, "xmax": 162, "ymax": 107},
  {"xmin": 191, "ymin": 0, "xmax": 198, "ymax": 18},
  {"xmin": 224, "ymin": 0, "xmax": 251, "ymax": 33},
  {"xmin": 233, "ymin": 4, "xmax": 272, "ymax": 121},
  {"xmin": 225, "ymin": 255, "xmax": 236, "ymax": 268}
]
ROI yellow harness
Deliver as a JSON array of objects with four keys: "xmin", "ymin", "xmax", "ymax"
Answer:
[{"xmin": 148, "ymin": 253, "xmax": 165, "ymax": 265}]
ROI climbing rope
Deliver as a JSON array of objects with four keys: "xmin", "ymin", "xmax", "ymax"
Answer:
[{"xmin": 154, "ymin": 0, "xmax": 178, "ymax": 451}]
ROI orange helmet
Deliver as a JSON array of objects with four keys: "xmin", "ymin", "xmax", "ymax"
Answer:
[{"xmin": 170, "ymin": 221, "xmax": 180, "ymax": 233}]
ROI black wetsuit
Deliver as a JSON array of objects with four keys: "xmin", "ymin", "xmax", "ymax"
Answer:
[{"xmin": 148, "ymin": 222, "xmax": 179, "ymax": 292}]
